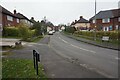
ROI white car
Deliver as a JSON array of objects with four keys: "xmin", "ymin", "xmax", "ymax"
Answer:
[{"xmin": 48, "ymin": 31, "xmax": 53, "ymax": 35}]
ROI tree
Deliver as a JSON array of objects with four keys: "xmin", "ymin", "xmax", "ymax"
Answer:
[
  {"xmin": 65, "ymin": 27, "xmax": 76, "ymax": 34},
  {"xmin": 33, "ymin": 21, "xmax": 42, "ymax": 36}
]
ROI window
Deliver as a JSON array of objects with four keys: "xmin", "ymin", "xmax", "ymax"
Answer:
[
  {"xmin": 116, "ymin": 25, "xmax": 118, "ymax": 30},
  {"xmin": 109, "ymin": 26, "xmax": 112, "ymax": 31},
  {"xmin": 102, "ymin": 18, "xmax": 110, "ymax": 23},
  {"xmin": 0, "ymin": 24, "xmax": 3, "ymax": 31},
  {"xmin": 92, "ymin": 20, "xmax": 95, "ymax": 23},
  {"xmin": 17, "ymin": 19, "xmax": 19, "ymax": 23},
  {"xmin": 103, "ymin": 27, "xmax": 109, "ymax": 31},
  {"xmin": 7, "ymin": 15, "xmax": 13, "ymax": 21},
  {"xmin": 118, "ymin": 17, "xmax": 120, "ymax": 22}
]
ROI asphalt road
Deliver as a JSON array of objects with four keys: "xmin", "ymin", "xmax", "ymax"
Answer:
[
  {"xmin": 9, "ymin": 32, "xmax": 118, "ymax": 78},
  {"xmin": 48, "ymin": 32, "xmax": 118, "ymax": 78}
]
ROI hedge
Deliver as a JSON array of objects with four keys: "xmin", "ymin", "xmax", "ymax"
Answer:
[
  {"xmin": 3, "ymin": 27, "xmax": 20, "ymax": 37},
  {"xmin": 74, "ymin": 31, "xmax": 119, "ymax": 40},
  {"xmin": 3, "ymin": 26, "xmax": 36, "ymax": 41}
]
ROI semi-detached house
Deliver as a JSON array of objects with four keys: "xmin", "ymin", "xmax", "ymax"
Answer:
[
  {"xmin": 71, "ymin": 16, "xmax": 90, "ymax": 31},
  {"xmin": 89, "ymin": 8, "xmax": 120, "ymax": 31},
  {"xmin": 0, "ymin": 5, "xmax": 33, "ymax": 31}
]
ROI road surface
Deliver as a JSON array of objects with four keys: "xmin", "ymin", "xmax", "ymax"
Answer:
[
  {"xmin": 10, "ymin": 32, "xmax": 118, "ymax": 78},
  {"xmin": 48, "ymin": 32, "xmax": 118, "ymax": 78}
]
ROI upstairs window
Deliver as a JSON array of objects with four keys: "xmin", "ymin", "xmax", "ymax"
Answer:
[
  {"xmin": 118, "ymin": 17, "xmax": 120, "ymax": 22},
  {"xmin": 7, "ymin": 15, "xmax": 13, "ymax": 21},
  {"xmin": 17, "ymin": 19, "xmax": 19, "ymax": 23},
  {"xmin": 92, "ymin": 20, "xmax": 95, "ymax": 23},
  {"xmin": 102, "ymin": 18, "xmax": 110, "ymax": 23}
]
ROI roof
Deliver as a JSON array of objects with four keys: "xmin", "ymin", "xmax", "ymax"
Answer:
[
  {"xmin": 72, "ymin": 16, "xmax": 89, "ymax": 25},
  {"xmin": 1, "ymin": 5, "xmax": 16, "ymax": 17},
  {"xmin": 16, "ymin": 13, "xmax": 28, "ymax": 20},
  {"xmin": 1, "ymin": 5, "xmax": 32, "ymax": 23},
  {"xmin": 77, "ymin": 17, "xmax": 89, "ymax": 23},
  {"xmin": 90, "ymin": 8, "xmax": 120, "ymax": 20},
  {"xmin": 16, "ymin": 13, "xmax": 33, "ymax": 22}
]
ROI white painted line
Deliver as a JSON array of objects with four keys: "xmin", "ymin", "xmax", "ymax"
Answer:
[
  {"xmin": 58, "ymin": 37, "xmax": 96, "ymax": 53},
  {"xmin": 115, "ymin": 57, "xmax": 120, "ymax": 60},
  {"xmin": 70, "ymin": 44, "xmax": 96, "ymax": 53},
  {"xmin": 59, "ymin": 37, "xmax": 68, "ymax": 43}
]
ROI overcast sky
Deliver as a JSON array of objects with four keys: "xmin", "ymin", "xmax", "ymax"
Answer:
[{"xmin": 0, "ymin": 0, "xmax": 119, "ymax": 25}]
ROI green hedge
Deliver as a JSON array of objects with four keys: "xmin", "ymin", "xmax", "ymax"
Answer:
[
  {"xmin": 3, "ymin": 26, "xmax": 36, "ymax": 41},
  {"xmin": 74, "ymin": 31, "xmax": 119, "ymax": 40},
  {"xmin": 65, "ymin": 27, "xmax": 76, "ymax": 34},
  {"xmin": 3, "ymin": 27, "xmax": 20, "ymax": 37}
]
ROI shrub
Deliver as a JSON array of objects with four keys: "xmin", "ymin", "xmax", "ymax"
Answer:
[
  {"xmin": 3, "ymin": 23, "xmax": 36, "ymax": 41},
  {"xmin": 65, "ymin": 27, "xmax": 76, "ymax": 34},
  {"xmin": 74, "ymin": 31, "xmax": 119, "ymax": 40},
  {"xmin": 17, "ymin": 23, "xmax": 35, "ymax": 41},
  {"xmin": 3, "ymin": 27, "xmax": 20, "ymax": 37}
]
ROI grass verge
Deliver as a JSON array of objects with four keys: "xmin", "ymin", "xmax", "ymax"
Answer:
[{"xmin": 2, "ymin": 58, "xmax": 47, "ymax": 79}]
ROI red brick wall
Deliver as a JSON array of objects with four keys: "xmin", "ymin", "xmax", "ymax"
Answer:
[
  {"xmin": 90, "ymin": 17, "xmax": 119, "ymax": 31},
  {"xmin": 2, "ymin": 14, "xmax": 19, "ymax": 27}
]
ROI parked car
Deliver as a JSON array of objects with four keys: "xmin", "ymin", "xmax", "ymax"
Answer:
[
  {"xmin": 48, "ymin": 31, "xmax": 53, "ymax": 35},
  {"xmin": 52, "ymin": 30, "xmax": 55, "ymax": 33}
]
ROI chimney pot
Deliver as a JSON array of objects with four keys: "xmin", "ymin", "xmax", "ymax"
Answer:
[
  {"xmin": 31, "ymin": 17, "xmax": 34, "ymax": 20},
  {"xmin": 80, "ymin": 16, "xmax": 83, "ymax": 18},
  {"xmin": 14, "ymin": 10, "xmax": 16, "ymax": 14}
]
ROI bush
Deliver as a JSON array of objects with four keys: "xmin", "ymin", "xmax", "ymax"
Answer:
[
  {"xmin": 3, "ymin": 27, "xmax": 20, "ymax": 37},
  {"xmin": 74, "ymin": 31, "xmax": 119, "ymax": 40},
  {"xmin": 65, "ymin": 27, "xmax": 76, "ymax": 34},
  {"xmin": 3, "ymin": 23, "xmax": 36, "ymax": 41},
  {"xmin": 19, "ymin": 24, "xmax": 35, "ymax": 40}
]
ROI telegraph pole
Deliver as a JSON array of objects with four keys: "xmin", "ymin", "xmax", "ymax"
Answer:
[{"xmin": 94, "ymin": 0, "xmax": 97, "ymax": 41}]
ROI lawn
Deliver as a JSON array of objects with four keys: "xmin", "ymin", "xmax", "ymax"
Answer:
[{"xmin": 2, "ymin": 58, "xmax": 47, "ymax": 79}]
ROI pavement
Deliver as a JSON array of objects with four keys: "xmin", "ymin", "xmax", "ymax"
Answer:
[
  {"xmin": 61, "ymin": 32, "xmax": 119, "ymax": 51},
  {"xmin": 0, "ymin": 38, "xmax": 21, "ymax": 47}
]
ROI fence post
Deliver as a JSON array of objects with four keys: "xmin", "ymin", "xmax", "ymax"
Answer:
[
  {"xmin": 36, "ymin": 53, "xmax": 39, "ymax": 75},
  {"xmin": 33, "ymin": 50, "xmax": 40, "ymax": 75},
  {"xmin": 33, "ymin": 50, "xmax": 36, "ymax": 69}
]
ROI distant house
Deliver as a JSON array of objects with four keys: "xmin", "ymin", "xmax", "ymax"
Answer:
[
  {"xmin": 89, "ymin": 9, "xmax": 120, "ymax": 31},
  {"xmin": 71, "ymin": 16, "xmax": 90, "ymax": 31},
  {"xmin": 47, "ymin": 26, "xmax": 53, "ymax": 32}
]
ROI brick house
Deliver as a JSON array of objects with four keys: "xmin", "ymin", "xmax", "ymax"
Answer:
[
  {"xmin": 89, "ymin": 9, "xmax": 120, "ymax": 31},
  {"xmin": 0, "ymin": 5, "xmax": 20, "ymax": 28},
  {"xmin": 15, "ymin": 11, "xmax": 33, "ymax": 27},
  {"xmin": 0, "ymin": 5, "xmax": 33, "ymax": 29}
]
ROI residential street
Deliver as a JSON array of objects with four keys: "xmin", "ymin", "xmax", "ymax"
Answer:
[{"xmin": 8, "ymin": 32, "xmax": 118, "ymax": 78}]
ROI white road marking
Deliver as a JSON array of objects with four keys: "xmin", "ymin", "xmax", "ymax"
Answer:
[
  {"xmin": 70, "ymin": 44, "xmax": 96, "ymax": 53},
  {"xmin": 59, "ymin": 37, "xmax": 68, "ymax": 43},
  {"xmin": 115, "ymin": 57, "xmax": 120, "ymax": 60},
  {"xmin": 58, "ymin": 37, "xmax": 96, "ymax": 53}
]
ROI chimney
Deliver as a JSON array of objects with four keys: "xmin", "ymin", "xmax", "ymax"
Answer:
[
  {"xmin": 80, "ymin": 16, "xmax": 83, "ymax": 19},
  {"xmin": 14, "ymin": 10, "xmax": 16, "ymax": 14},
  {"xmin": 31, "ymin": 17, "xmax": 34, "ymax": 20},
  {"xmin": 75, "ymin": 20, "xmax": 77, "ymax": 22}
]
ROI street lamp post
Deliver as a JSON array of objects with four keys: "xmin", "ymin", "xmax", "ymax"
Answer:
[{"xmin": 94, "ymin": 0, "xmax": 97, "ymax": 41}]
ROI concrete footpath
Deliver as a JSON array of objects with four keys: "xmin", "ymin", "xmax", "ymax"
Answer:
[{"xmin": 62, "ymin": 33, "xmax": 119, "ymax": 51}]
